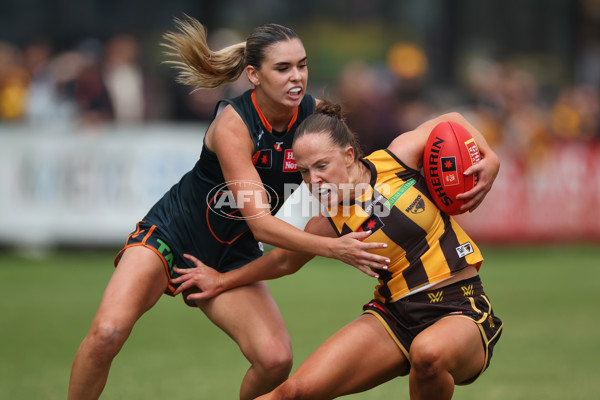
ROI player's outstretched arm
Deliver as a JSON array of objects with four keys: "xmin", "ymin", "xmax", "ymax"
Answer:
[
  {"xmin": 388, "ymin": 112, "xmax": 499, "ymax": 212},
  {"xmin": 172, "ymin": 216, "xmax": 383, "ymax": 301},
  {"xmin": 171, "ymin": 247, "xmax": 311, "ymax": 301}
]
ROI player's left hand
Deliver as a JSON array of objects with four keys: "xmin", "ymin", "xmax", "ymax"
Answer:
[
  {"xmin": 171, "ymin": 254, "xmax": 225, "ymax": 301},
  {"xmin": 457, "ymin": 150, "xmax": 500, "ymax": 213},
  {"xmin": 329, "ymin": 231, "xmax": 389, "ymax": 277}
]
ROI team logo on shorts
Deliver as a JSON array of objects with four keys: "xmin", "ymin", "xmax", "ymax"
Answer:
[
  {"xmin": 428, "ymin": 290, "xmax": 444, "ymax": 303},
  {"xmin": 461, "ymin": 284, "xmax": 474, "ymax": 296}
]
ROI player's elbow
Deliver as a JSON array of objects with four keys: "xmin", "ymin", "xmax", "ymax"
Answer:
[
  {"xmin": 273, "ymin": 251, "xmax": 304, "ymax": 277},
  {"xmin": 282, "ymin": 260, "xmax": 303, "ymax": 276},
  {"xmin": 246, "ymin": 219, "xmax": 270, "ymax": 243}
]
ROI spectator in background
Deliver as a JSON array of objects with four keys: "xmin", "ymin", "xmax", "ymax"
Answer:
[
  {"xmin": 102, "ymin": 34, "xmax": 166, "ymax": 123},
  {"xmin": 463, "ymin": 58, "xmax": 553, "ymax": 165},
  {"xmin": 551, "ymin": 84, "xmax": 600, "ymax": 140},
  {"xmin": 23, "ymin": 38, "xmax": 53, "ymax": 121},
  {"xmin": 72, "ymin": 38, "xmax": 113, "ymax": 125},
  {"xmin": 102, "ymin": 34, "xmax": 145, "ymax": 123},
  {"xmin": 334, "ymin": 60, "xmax": 400, "ymax": 154},
  {"xmin": 333, "ymin": 42, "xmax": 439, "ymax": 156},
  {"xmin": 0, "ymin": 41, "xmax": 29, "ymax": 121},
  {"xmin": 386, "ymin": 41, "xmax": 438, "ymax": 135},
  {"xmin": 23, "ymin": 38, "xmax": 80, "ymax": 123}
]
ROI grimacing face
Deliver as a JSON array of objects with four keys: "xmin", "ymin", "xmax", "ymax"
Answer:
[
  {"xmin": 247, "ymin": 38, "xmax": 308, "ymax": 110},
  {"xmin": 293, "ymin": 132, "xmax": 356, "ymax": 207}
]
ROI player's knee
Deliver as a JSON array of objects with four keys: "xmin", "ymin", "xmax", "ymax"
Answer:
[
  {"xmin": 86, "ymin": 321, "xmax": 129, "ymax": 360},
  {"xmin": 253, "ymin": 340, "xmax": 293, "ymax": 379},
  {"xmin": 410, "ymin": 341, "xmax": 445, "ymax": 380},
  {"xmin": 263, "ymin": 348, "xmax": 293, "ymax": 379}
]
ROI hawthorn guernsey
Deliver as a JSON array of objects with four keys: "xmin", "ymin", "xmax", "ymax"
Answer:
[{"xmin": 423, "ymin": 121, "xmax": 481, "ymax": 215}]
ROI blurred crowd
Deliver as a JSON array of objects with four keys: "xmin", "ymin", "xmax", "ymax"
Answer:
[
  {"xmin": 332, "ymin": 43, "xmax": 600, "ymax": 165},
  {"xmin": 0, "ymin": 35, "xmax": 171, "ymax": 125},
  {"xmin": 1, "ymin": 34, "xmax": 599, "ymax": 163}
]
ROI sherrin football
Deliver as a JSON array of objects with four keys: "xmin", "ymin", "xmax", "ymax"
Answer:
[{"xmin": 423, "ymin": 121, "xmax": 481, "ymax": 215}]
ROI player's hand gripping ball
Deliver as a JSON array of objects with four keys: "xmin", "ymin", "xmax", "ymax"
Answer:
[{"xmin": 423, "ymin": 121, "xmax": 481, "ymax": 215}]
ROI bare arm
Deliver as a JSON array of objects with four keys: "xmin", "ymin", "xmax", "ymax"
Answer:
[
  {"xmin": 172, "ymin": 215, "xmax": 380, "ymax": 301},
  {"xmin": 207, "ymin": 105, "xmax": 388, "ymax": 269},
  {"xmin": 387, "ymin": 112, "xmax": 500, "ymax": 212}
]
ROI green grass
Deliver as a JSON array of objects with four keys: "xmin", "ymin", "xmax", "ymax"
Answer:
[{"xmin": 1, "ymin": 245, "xmax": 599, "ymax": 399}]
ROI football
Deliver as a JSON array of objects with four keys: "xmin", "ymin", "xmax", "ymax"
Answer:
[{"xmin": 423, "ymin": 121, "xmax": 481, "ymax": 215}]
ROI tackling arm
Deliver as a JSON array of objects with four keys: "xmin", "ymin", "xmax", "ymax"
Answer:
[{"xmin": 171, "ymin": 216, "xmax": 346, "ymax": 301}]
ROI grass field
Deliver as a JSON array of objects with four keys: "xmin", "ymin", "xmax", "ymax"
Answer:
[{"xmin": 1, "ymin": 244, "xmax": 599, "ymax": 399}]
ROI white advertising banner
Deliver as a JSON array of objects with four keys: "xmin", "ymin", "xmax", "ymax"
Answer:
[
  {"xmin": 455, "ymin": 142, "xmax": 600, "ymax": 243},
  {"xmin": 0, "ymin": 124, "xmax": 207, "ymax": 247}
]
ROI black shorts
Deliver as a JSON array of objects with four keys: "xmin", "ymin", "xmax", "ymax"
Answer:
[
  {"xmin": 363, "ymin": 276, "xmax": 503, "ymax": 384},
  {"xmin": 114, "ymin": 220, "xmax": 262, "ymax": 307}
]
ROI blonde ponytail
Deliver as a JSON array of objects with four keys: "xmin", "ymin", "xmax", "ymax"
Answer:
[{"xmin": 162, "ymin": 16, "xmax": 246, "ymax": 90}]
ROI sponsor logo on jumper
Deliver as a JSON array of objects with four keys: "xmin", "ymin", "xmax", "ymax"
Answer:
[
  {"xmin": 427, "ymin": 137, "xmax": 453, "ymax": 207},
  {"xmin": 441, "ymin": 157, "xmax": 459, "ymax": 186},
  {"xmin": 252, "ymin": 149, "xmax": 272, "ymax": 169},
  {"xmin": 207, "ymin": 180, "xmax": 278, "ymax": 220},
  {"xmin": 356, "ymin": 214, "xmax": 384, "ymax": 239},
  {"xmin": 364, "ymin": 194, "xmax": 384, "ymax": 215},
  {"xmin": 405, "ymin": 194, "xmax": 425, "ymax": 214},
  {"xmin": 274, "ymin": 142, "xmax": 284, "ymax": 152},
  {"xmin": 461, "ymin": 284, "xmax": 474, "ymax": 297},
  {"xmin": 428, "ymin": 290, "xmax": 444, "ymax": 303},
  {"xmin": 283, "ymin": 149, "xmax": 298, "ymax": 172},
  {"xmin": 384, "ymin": 179, "xmax": 416, "ymax": 210},
  {"xmin": 456, "ymin": 242, "xmax": 474, "ymax": 258}
]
